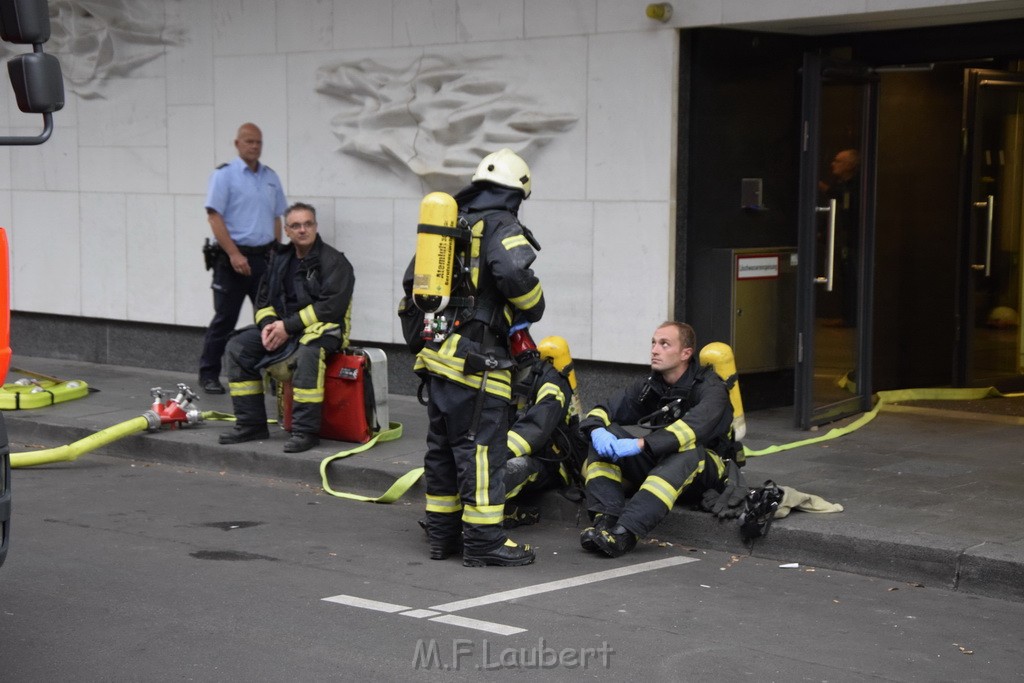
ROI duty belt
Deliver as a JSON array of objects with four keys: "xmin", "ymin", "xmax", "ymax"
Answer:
[{"xmin": 236, "ymin": 243, "xmax": 273, "ymax": 255}]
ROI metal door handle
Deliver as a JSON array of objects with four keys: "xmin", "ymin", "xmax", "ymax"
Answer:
[
  {"xmin": 814, "ymin": 199, "xmax": 836, "ymax": 291},
  {"xmin": 972, "ymin": 195, "xmax": 994, "ymax": 276}
]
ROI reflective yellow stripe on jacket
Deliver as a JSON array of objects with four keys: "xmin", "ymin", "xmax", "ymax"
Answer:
[{"xmin": 413, "ymin": 335, "xmax": 512, "ymax": 400}]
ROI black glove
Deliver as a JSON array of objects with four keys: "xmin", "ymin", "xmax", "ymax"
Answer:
[
  {"xmin": 711, "ymin": 460, "xmax": 748, "ymax": 519},
  {"xmin": 700, "ymin": 487, "xmax": 722, "ymax": 513}
]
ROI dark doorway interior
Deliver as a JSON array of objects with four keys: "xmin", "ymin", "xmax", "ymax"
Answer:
[
  {"xmin": 872, "ymin": 65, "xmax": 965, "ymax": 390},
  {"xmin": 682, "ymin": 20, "xmax": 1024, "ymax": 412}
]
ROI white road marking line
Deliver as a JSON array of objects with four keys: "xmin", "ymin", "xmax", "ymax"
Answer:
[
  {"xmin": 322, "ymin": 595, "xmax": 409, "ymax": 613},
  {"xmin": 429, "ymin": 556, "xmax": 698, "ymax": 613},
  {"xmin": 429, "ymin": 614, "xmax": 527, "ymax": 636},
  {"xmin": 400, "ymin": 609, "xmax": 442, "ymax": 618},
  {"xmin": 323, "ymin": 555, "xmax": 700, "ymax": 636}
]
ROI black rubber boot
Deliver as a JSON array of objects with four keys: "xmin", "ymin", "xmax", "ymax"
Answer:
[
  {"xmin": 502, "ymin": 503, "xmax": 540, "ymax": 529},
  {"xmin": 593, "ymin": 524, "xmax": 638, "ymax": 558},
  {"xmin": 218, "ymin": 423, "xmax": 270, "ymax": 444},
  {"xmin": 283, "ymin": 432, "xmax": 319, "ymax": 453},
  {"xmin": 429, "ymin": 537, "xmax": 464, "ymax": 561},
  {"xmin": 463, "ymin": 539, "xmax": 536, "ymax": 567},
  {"xmin": 579, "ymin": 513, "xmax": 617, "ymax": 552}
]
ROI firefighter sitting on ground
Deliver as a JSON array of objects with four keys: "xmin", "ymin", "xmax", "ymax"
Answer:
[
  {"xmin": 578, "ymin": 321, "xmax": 744, "ymax": 558},
  {"xmin": 399, "ymin": 148, "xmax": 545, "ymax": 567},
  {"xmin": 218, "ymin": 202, "xmax": 355, "ymax": 454},
  {"xmin": 502, "ymin": 334, "xmax": 588, "ymax": 528}
]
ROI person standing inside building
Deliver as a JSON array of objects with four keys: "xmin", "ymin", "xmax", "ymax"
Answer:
[
  {"xmin": 820, "ymin": 148, "xmax": 861, "ymax": 327},
  {"xmin": 218, "ymin": 202, "xmax": 355, "ymax": 453},
  {"xmin": 578, "ymin": 321, "xmax": 739, "ymax": 558},
  {"xmin": 199, "ymin": 122, "xmax": 287, "ymax": 395},
  {"xmin": 400, "ymin": 148, "xmax": 545, "ymax": 567}
]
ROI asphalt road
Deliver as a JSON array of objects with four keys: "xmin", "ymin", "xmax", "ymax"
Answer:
[{"xmin": 2, "ymin": 453, "xmax": 1021, "ymax": 681}]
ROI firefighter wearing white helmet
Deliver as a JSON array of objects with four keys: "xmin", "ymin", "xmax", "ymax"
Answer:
[
  {"xmin": 472, "ymin": 147, "xmax": 531, "ymax": 198},
  {"xmin": 399, "ymin": 148, "xmax": 544, "ymax": 567}
]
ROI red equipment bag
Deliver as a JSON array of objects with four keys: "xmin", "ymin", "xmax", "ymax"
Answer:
[{"xmin": 282, "ymin": 350, "xmax": 377, "ymax": 444}]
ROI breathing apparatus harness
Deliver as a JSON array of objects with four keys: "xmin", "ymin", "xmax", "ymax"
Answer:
[
  {"xmin": 635, "ymin": 366, "xmax": 744, "ymax": 465},
  {"xmin": 415, "ymin": 208, "xmax": 540, "ymax": 443},
  {"xmin": 510, "ymin": 356, "xmax": 587, "ymax": 488},
  {"xmin": 739, "ymin": 480, "xmax": 784, "ymax": 543},
  {"xmin": 421, "ymin": 209, "xmax": 540, "ymax": 345}
]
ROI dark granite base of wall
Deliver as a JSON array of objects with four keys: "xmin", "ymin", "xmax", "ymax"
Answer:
[{"xmin": 10, "ymin": 312, "xmax": 791, "ymax": 411}]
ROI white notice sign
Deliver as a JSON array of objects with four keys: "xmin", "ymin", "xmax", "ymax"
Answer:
[{"xmin": 736, "ymin": 255, "xmax": 779, "ymax": 280}]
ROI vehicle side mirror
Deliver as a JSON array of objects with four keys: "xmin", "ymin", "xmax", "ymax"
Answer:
[
  {"xmin": 0, "ymin": 0, "xmax": 51, "ymax": 43},
  {"xmin": 0, "ymin": 0, "xmax": 64, "ymax": 145},
  {"xmin": 8, "ymin": 51, "xmax": 62, "ymax": 113}
]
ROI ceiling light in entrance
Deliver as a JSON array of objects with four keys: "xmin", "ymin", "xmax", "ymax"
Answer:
[{"xmin": 646, "ymin": 3, "xmax": 672, "ymax": 22}]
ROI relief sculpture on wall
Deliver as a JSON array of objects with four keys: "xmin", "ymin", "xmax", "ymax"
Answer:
[
  {"xmin": 315, "ymin": 52, "xmax": 578, "ymax": 191},
  {"xmin": 0, "ymin": 0, "xmax": 184, "ymax": 98}
]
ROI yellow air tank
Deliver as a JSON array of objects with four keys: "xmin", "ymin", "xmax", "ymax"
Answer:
[
  {"xmin": 699, "ymin": 342, "xmax": 746, "ymax": 441},
  {"xmin": 412, "ymin": 192, "xmax": 459, "ymax": 313}
]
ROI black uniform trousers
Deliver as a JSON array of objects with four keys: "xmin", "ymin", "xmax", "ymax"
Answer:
[
  {"xmin": 200, "ymin": 249, "xmax": 270, "ymax": 381},
  {"xmin": 423, "ymin": 375, "xmax": 510, "ymax": 554},
  {"xmin": 585, "ymin": 436, "xmax": 726, "ymax": 538},
  {"xmin": 505, "ymin": 456, "xmax": 562, "ymax": 500},
  {"xmin": 224, "ymin": 326, "xmax": 340, "ymax": 434}
]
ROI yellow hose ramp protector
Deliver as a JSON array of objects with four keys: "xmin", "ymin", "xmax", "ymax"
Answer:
[
  {"xmin": 1, "ymin": 377, "xmax": 90, "ymax": 410},
  {"xmin": 744, "ymin": 386, "xmax": 1024, "ymax": 458},
  {"xmin": 11, "ymin": 416, "xmax": 152, "ymax": 468},
  {"xmin": 319, "ymin": 422, "xmax": 421, "ymax": 503}
]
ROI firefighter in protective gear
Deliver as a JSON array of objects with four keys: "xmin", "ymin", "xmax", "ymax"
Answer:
[
  {"xmin": 578, "ymin": 321, "xmax": 739, "ymax": 558},
  {"xmin": 220, "ymin": 202, "xmax": 355, "ymax": 453},
  {"xmin": 502, "ymin": 335, "xmax": 587, "ymax": 527},
  {"xmin": 472, "ymin": 147, "xmax": 532, "ymax": 198},
  {"xmin": 399, "ymin": 148, "xmax": 544, "ymax": 567}
]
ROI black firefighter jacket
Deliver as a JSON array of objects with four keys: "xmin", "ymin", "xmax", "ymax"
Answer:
[
  {"xmin": 579, "ymin": 363, "xmax": 733, "ymax": 461},
  {"xmin": 255, "ymin": 234, "xmax": 355, "ymax": 348},
  {"xmin": 405, "ymin": 185, "xmax": 545, "ymax": 401}
]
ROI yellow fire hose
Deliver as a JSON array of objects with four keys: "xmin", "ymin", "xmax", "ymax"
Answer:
[
  {"xmin": 12, "ymin": 387, "xmax": 1018, "ymax": 504},
  {"xmin": 744, "ymin": 386, "xmax": 1024, "ymax": 458},
  {"xmin": 11, "ymin": 413, "xmax": 160, "ymax": 468},
  {"xmin": 11, "ymin": 409, "xmax": 413, "ymax": 505}
]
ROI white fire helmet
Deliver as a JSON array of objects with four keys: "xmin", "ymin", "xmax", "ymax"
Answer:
[{"xmin": 472, "ymin": 148, "xmax": 531, "ymax": 198}]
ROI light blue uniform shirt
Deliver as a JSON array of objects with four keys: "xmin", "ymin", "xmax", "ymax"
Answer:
[{"xmin": 205, "ymin": 157, "xmax": 287, "ymax": 247}]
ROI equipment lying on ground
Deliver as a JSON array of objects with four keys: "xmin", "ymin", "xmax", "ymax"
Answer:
[
  {"xmin": 738, "ymin": 480, "xmax": 785, "ymax": 542},
  {"xmin": 0, "ymin": 367, "xmax": 89, "ymax": 410},
  {"xmin": 11, "ymin": 383, "xmax": 204, "ymax": 468}
]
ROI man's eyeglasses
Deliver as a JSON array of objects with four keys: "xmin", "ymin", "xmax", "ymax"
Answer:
[{"xmin": 286, "ymin": 220, "xmax": 316, "ymax": 231}]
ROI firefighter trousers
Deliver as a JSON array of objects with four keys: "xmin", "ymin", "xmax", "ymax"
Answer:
[
  {"xmin": 585, "ymin": 437, "xmax": 726, "ymax": 538},
  {"xmin": 224, "ymin": 326, "xmax": 340, "ymax": 434},
  {"xmin": 505, "ymin": 455, "xmax": 563, "ymax": 501},
  {"xmin": 422, "ymin": 375, "xmax": 511, "ymax": 554}
]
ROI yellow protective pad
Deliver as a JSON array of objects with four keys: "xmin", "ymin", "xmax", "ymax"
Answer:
[{"xmin": 0, "ymin": 378, "xmax": 90, "ymax": 410}]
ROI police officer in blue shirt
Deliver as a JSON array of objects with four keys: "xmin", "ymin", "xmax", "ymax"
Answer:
[{"xmin": 199, "ymin": 122, "xmax": 287, "ymax": 394}]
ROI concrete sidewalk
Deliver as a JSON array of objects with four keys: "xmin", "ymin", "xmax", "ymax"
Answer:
[{"xmin": 4, "ymin": 356, "xmax": 1023, "ymax": 602}]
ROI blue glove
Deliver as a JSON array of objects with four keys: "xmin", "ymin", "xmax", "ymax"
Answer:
[
  {"xmin": 590, "ymin": 427, "xmax": 617, "ymax": 456},
  {"xmin": 610, "ymin": 438, "xmax": 642, "ymax": 460},
  {"xmin": 509, "ymin": 320, "xmax": 531, "ymax": 335}
]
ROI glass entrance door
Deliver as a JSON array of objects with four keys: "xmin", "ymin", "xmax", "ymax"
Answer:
[
  {"xmin": 958, "ymin": 69, "xmax": 1024, "ymax": 390},
  {"xmin": 795, "ymin": 54, "xmax": 878, "ymax": 428}
]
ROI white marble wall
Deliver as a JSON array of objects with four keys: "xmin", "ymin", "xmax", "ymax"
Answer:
[{"xmin": 0, "ymin": 0, "xmax": 989, "ymax": 365}]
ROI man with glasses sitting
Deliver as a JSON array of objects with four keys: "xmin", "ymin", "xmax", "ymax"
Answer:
[{"xmin": 218, "ymin": 202, "xmax": 356, "ymax": 453}]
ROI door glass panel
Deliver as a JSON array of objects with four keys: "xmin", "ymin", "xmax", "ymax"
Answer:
[
  {"xmin": 966, "ymin": 72, "xmax": 1024, "ymax": 388},
  {"xmin": 795, "ymin": 54, "xmax": 876, "ymax": 429},
  {"xmin": 814, "ymin": 83, "xmax": 864, "ymax": 408}
]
